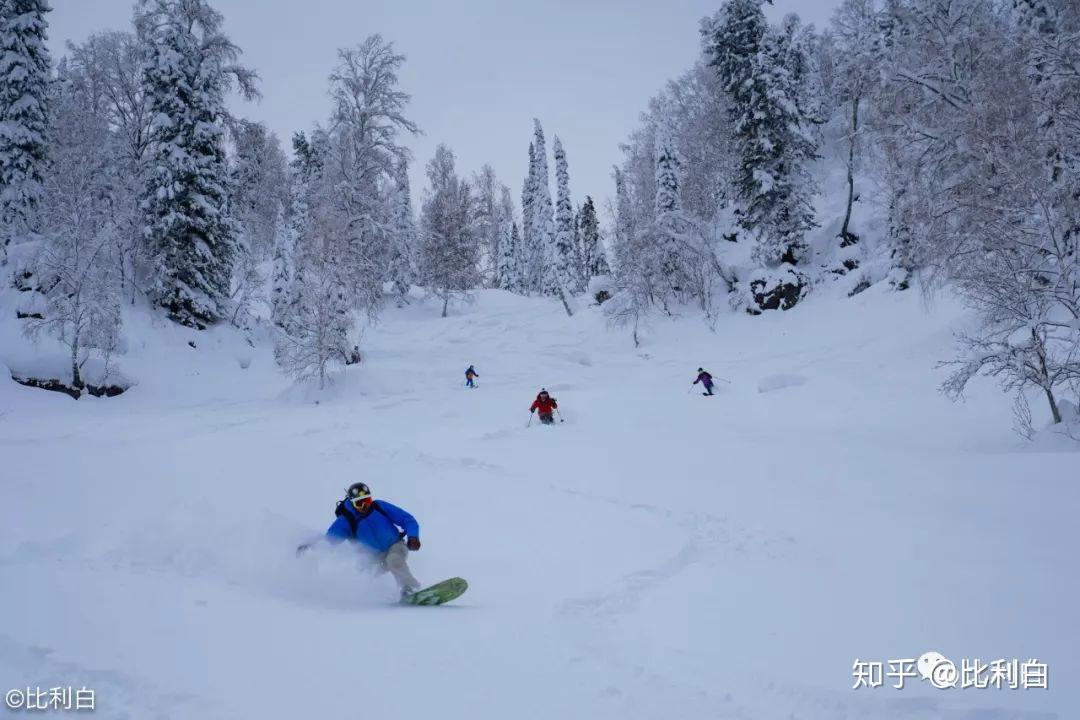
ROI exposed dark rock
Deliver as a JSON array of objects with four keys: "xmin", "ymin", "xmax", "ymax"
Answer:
[
  {"xmin": 750, "ymin": 276, "xmax": 805, "ymax": 312},
  {"xmin": 11, "ymin": 374, "xmax": 128, "ymax": 399},
  {"xmin": 848, "ymin": 280, "xmax": 871, "ymax": 297}
]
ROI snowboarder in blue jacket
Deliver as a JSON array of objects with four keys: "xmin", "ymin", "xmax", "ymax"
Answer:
[
  {"xmin": 465, "ymin": 365, "xmax": 479, "ymax": 388},
  {"xmin": 299, "ymin": 482, "xmax": 422, "ymax": 597}
]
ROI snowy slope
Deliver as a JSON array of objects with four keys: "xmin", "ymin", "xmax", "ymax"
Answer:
[{"xmin": 1, "ymin": 285, "xmax": 1077, "ymax": 720}]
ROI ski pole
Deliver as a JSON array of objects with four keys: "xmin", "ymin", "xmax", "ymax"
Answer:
[
  {"xmin": 527, "ymin": 412, "xmax": 534, "ymax": 428},
  {"xmin": 556, "ymin": 408, "xmax": 565, "ymax": 423}
]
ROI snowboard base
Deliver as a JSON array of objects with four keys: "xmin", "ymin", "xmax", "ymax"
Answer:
[{"xmin": 401, "ymin": 577, "xmax": 468, "ymax": 606}]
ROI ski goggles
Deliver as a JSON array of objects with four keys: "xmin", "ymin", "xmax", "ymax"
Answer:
[
  {"xmin": 351, "ymin": 496, "xmax": 373, "ymax": 510},
  {"xmin": 346, "ymin": 483, "xmax": 372, "ymax": 507}
]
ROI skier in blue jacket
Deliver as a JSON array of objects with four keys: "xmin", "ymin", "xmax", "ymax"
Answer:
[{"xmin": 300, "ymin": 482, "xmax": 422, "ymax": 597}]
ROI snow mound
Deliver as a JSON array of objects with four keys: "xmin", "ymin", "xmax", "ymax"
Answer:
[
  {"xmin": 1029, "ymin": 400, "xmax": 1080, "ymax": 451},
  {"xmin": 756, "ymin": 373, "xmax": 808, "ymax": 394}
]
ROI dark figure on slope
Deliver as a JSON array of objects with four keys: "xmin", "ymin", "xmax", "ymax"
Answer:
[
  {"xmin": 694, "ymin": 368, "xmax": 714, "ymax": 396},
  {"xmin": 465, "ymin": 365, "xmax": 479, "ymax": 388},
  {"xmin": 530, "ymin": 388, "xmax": 559, "ymax": 424}
]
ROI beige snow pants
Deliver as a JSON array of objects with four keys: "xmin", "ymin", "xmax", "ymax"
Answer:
[{"xmin": 381, "ymin": 540, "xmax": 420, "ymax": 593}]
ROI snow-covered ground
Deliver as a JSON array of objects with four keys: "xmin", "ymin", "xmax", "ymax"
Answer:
[{"xmin": 1, "ymin": 284, "xmax": 1077, "ymax": 719}]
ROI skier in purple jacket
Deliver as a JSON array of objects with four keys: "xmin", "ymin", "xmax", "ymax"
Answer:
[{"xmin": 693, "ymin": 368, "xmax": 714, "ymax": 396}]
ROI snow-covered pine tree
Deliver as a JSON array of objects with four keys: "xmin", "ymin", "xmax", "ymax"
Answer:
[
  {"xmin": 612, "ymin": 166, "xmax": 635, "ymax": 264},
  {"xmin": 387, "ymin": 157, "xmax": 416, "ymax": 304},
  {"xmin": 417, "ymin": 144, "xmax": 480, "ymax": 317},
  {"xmin": 270, "ymin": 203, "xmax": 294, "ymax": 328},
  {"xmin": 510, "ymin": 221, "xmax": 524, "ymax": 291},
  {"xmin": 703, "ymin": 2, "xmax": 818, "ymax": 310},
  {"xmin": 529, "ymin": 120, "xmax": 557, "ymax": 299},
  {"xmin": 653, "ymin": 118, "xmax": 688, "ymax": 296},
  {"xmin": 0, "ymin": 0, "xmax": 51, "ymax": 265},
  {"xmin": 135, "ymin": 0, "xmax": 257, "ymax": 329},
  {"xmin": 572, "ymin": 204, "xmax": 585, "ymax": 291},
  {"xmin": 654, "ymin": 121, "xmax": 681, "ymax": 217},
  {"xmin": 549, "ymin": 134, "xmax": 575, "ymax": 313},
  {"xmin": 520, "ymin": 141, "xmax": 536, "ymax": 293},
  {"xmin": 578, "ymin": 195, "xmax": 608, "ymax": 279},
  {"xmin": 497, "ymin": 219, "xmax": 521, "ymax": 293},
  {"xmin": 494, "ymin": 184, "xmax": 519, "ymax": 292}
]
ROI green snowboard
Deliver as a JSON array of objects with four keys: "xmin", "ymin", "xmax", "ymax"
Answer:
[{"xmin": 401, "ymin": 577, "xmax": 468, "ymax": 606}]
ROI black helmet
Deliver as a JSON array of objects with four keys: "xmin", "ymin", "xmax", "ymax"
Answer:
[{"xmin": 346, "ymin": 482, "xmax": 372, "ymax": 500}]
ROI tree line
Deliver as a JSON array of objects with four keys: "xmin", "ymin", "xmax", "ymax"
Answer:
[
  {"xmin": 605, "ymin": 0, "xmax": 1080, "ymax": 431},
  {"xmin": 0, "ymin": 0, "xmax": 607, "ymax": 391}
]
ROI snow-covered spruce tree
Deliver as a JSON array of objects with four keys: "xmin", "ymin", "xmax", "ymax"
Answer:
[
  {"xmin": 269, "ymin": 203, "xmax": 294, "ymax": 329},
  {"xmin": 549, "ymin": 135, "xmax": 575, "ymax": 315},
  {"xmin": 529, "ymin": 120, "xmax": 558, "ymax": 300},
  {"xmin": 703, "ymin": 2, "xmax": 819, "ymax": 311},
  {"xmin": 652, "ymin": 118, "xmax": 689, "ymax": 298},
  {"xmin": 577, "ymin": 196, "xmax": 608, "ymax": 279},
  {"xmin": 275, "ymin": 131, "xmax": 320, "ymax": 336},
  {"xmin": 494, "ymin": 184, "xmax": 519, "ymax": 292},
  {"xmin": 418, "ymin": 144, "xmax": 480, "ymax": 317},
  {"xmin": 497, "ymin": 220, "xmax": 522, "ymax": 293},
  {"xmin": 135, "ymin": 0, "xmax": 258, "ymax": 329},
  {"xmin": 520, "ymin": 141, "xmax": 537, "ymax": 293},
  {"xmin": 0, "ymin": 0, "xmax": 51, "ymax": 266},
  {"xmin": 387, "ymin": 156, "xmax": 416, "ymax": 305},
  {"xmin": 612, "ymin": 166, "xmax": 636, "ymax": 259},
  {"xmin": 24, "ymin": 71, "xmax": 121, "ymax": 393},
  {"xmin": 572, "ymin": 204, "xmax": 584, "ymax": 290}
]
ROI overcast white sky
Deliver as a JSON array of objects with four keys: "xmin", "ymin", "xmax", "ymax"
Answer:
[{"xmin": 47, "ymin": 0, "xmax": 841, "ymax": 212}]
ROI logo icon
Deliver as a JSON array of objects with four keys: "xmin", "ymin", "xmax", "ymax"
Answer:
[{"xmin": 918, "ymin": 651, "xmax": 958, "ymax": 689}]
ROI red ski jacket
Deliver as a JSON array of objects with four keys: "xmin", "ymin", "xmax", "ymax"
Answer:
[{"xmin": 530, "ymin": 397, "xmax": 558, "ymax": 414}]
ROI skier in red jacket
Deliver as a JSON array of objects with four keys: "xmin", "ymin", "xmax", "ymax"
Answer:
[{"xmin": 529, "ymin": 388, "xmax": 559, "ymax": 425}]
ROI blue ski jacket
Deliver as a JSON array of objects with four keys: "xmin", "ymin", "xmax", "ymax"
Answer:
[{"xmin": 326, "ymin": 500, "xmax": 420, "ymax": 553}]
